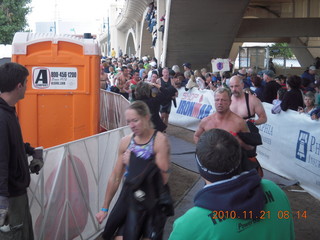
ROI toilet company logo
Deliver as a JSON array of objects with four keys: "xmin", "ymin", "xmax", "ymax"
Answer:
[
  {"xmin": 295, "ymin": 130, "xmax": 309, "ymax": 162},
  {"xmin": 32, "ymin": 67, "xmax": 78, "ymax": 90},
  {"xmin": 33, "ymin": 67, "xmax": 50, "ymax": 88}
]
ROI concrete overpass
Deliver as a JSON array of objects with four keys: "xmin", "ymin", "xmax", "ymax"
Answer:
[{"xmin": 105, "ymin": 0, "xmax": 320, "ymax": 70}]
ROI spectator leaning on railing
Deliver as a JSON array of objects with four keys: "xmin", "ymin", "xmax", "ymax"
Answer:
[
  {"xmin": 298, "ymin": 91, "xmax": 317, "ymax": 115},
  {"xmin": 280, "ymin": 75, "xmax": 304, "ymax": 112}
]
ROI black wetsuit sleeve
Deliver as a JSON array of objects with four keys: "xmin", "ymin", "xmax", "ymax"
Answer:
[{"xmin": 155, "ymin": 87, "xmax": 174, "ymax": 102}]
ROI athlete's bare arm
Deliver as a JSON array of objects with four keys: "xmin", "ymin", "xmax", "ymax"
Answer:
[
  {"xmin": 95, "ymin": 135, "xmax": 130, "ymax": 223},
  {"xmin": 194, "ymin": 118, "xmax": 208, "ymax": 144},
  {"xmin": 251, "ymin": 96, "xmax": 267, "ymax": 125},
  {"xmin": 154, "ymin": 132, "xmax": 171, "ymax": 184}
]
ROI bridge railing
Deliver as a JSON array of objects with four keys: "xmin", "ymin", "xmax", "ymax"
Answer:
[
  {"xmin": 100, "ymin": 89, "xmax": 130, "ymax": 131},
  {"xmin": 28, "ymin": 126, "xmax": 132, "ymax": 240}
]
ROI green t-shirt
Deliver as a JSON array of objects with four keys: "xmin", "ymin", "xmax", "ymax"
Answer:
[{"xmin": 169, "ymin": 179, "xmax": 295, "ymax": 240}]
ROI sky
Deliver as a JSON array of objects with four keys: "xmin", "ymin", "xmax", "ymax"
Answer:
[
  {"xmin": 0, "ymin": 0, "xmax": 110, "ymax": 57},
  {"xmin": 27, "ymin": 0, "xmax": 109, "ymax": 32}
]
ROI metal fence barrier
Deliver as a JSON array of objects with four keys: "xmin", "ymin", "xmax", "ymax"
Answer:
[
  {"xmin": 239, "ymin": 45, "xmax": 320, "ymax": 76},
  {"xmin": 28, "ymin": 126, "xmax": 131, "ymax": 240},
  {"xmin": 100, "ymin": 89, "xmax": 130, "ymax": 131}
]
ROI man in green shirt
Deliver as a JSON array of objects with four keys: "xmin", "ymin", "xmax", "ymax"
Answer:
[{"xmin": 169, "ymin": 129, "xmax": 294, "ymax": 240}]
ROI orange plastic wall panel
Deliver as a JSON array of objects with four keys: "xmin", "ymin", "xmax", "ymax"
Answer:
[{"xmin": 13, "ymin": 38, "xmax": 100, "ymax": 148}]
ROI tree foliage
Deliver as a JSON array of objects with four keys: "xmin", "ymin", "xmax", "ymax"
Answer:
[
  {"xmin": 0, "ymin": 0, "xmax": 31, "ymax": 45},
  {"xmin": 270, "ymin": 43, "xmax": 294, "ymax": 59}
]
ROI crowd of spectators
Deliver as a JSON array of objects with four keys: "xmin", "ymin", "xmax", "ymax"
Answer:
[
  {"xmin": 97, "ymin": 54, "xmax": 318, "ymax": 239},
  {"xmin": 226, "ymin": 65, "xmax": 320, "ymax": 120},
  {"xmin": 100, "ymin": 54, "xmax": 320, "ymax": 121},
  {"xmin": 145, "ymin": 2, "xmax": 166, "ymax": 48}
]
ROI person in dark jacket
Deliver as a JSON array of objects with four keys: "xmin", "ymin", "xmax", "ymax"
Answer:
[
  {"xmin": 251, "ymin": 75, "xmax": 264, "ymax": 101},
  {"xmin": 281, "ymin": 75, "xmax": 304, "ymax": 111},
  {"xmin": 301, "ymin": 65, "xmax": 316, "ymax": 83},
  {"xmin": 134, "ymin": 81, "xmax": 177, "ymax": 132},
  {"xmin": 262, "ymin": 70, "xmax": 281, "ymax": 104},
  {"xmin": 0, "ymin": 62, "xmax": 43, "ymax": 239}
]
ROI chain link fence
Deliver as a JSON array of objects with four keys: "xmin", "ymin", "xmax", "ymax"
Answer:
[{"xmin": 239, "ymin": 46, "xmax": 320, "ymax": 76}]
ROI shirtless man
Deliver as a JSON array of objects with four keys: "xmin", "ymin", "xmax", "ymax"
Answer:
[
  {"xmin": 229, "ymin": 75, "xmax": 267, "ymax": 125},
  {"xmin": 194, "ymin": 87, "xmax": 252, "ymax": 150},
  {"xmin": 115, "ymin": 66, "xmax": 130, "ymax": 99}
]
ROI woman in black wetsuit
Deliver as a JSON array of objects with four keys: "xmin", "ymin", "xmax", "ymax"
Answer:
[
  {"xmin": 135, "ymin": 81, "xmax": 177, "ymax": 132},
  {"xmin": 96, "ymin": 101, "xmax": 172, "ymax": 240}
]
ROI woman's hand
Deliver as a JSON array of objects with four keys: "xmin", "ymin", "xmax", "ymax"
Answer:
[{"xmin": 95, "ymin": 210, "xmax": 108, "ymax": 224}]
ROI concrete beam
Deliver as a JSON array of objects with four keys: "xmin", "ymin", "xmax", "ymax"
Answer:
[
  {"xmin": 116, "ymin": 0, "xmax": 149, "ymax": 32},
  {"xmin": 166, "ymin": 0, "xmax": 250, "ymax": 70},
  {"xmin": 237, "ymin": 18, "xmax": 320, "ymax": 39}
]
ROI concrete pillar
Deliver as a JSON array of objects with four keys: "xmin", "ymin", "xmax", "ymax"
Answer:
[
  {"xmin": 289, "ymin": 37, "xmax": 315, "ymax": 68},
  {"xmin": 165, "ymin": 0, "xmax": 250, "ymax": 70},
  {"xmin": 229, "ymin": 42, "xmax": 243, "ymax": 65},
  {"xmin": 139, "ymin": 9, "xmax": 154, "ymax": 59},
  {"xmin": 156, "ymin": 0, "xmax": 166, "ymax": 65},
  {"xmin": 116, "ymin": 30, "xmax": 126, "ymax": 57},
  {"xmin": 135, "ymin": 21, "xmax": 141, "ymax": 57}
]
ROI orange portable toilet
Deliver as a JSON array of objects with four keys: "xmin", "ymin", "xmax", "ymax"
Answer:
[{"xmin": 12, "ymin": 32, "xmax": 100, "ymax": 148}]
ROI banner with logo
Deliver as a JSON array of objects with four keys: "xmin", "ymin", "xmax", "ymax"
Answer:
[
  {"xmin": 169, "ymin": 89, "xmax": 320, "ymax": 200},
  {"xmin": 211, "ymin": 58, "xmax": 230, "ymax": 72},
  {"xmin": 257, "ymin": 103, "xmax": 320, "ymax": 200},
  {"xmin": 32, "ymin": 67, "xmax": 78, "ymax": 89},
  {"xmin": 169, "ymin": 88, "xmax": 215, "ymax": 131}
]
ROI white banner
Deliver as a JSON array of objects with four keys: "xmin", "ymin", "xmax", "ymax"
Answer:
[
  {"xmin": 211, "ymin": 58, "xmax": 230, "ymax": 72},
  {"xmin": 169, "ymin": 88, "xmax": 215, "ymax": 131},
  {"xmin": 29, "ymin": 127, "xmax": 132, "ymax": 239},
  {"xmin": 257, "ymin": 103, "xmax": 320, "ymax": 200},
  {"xmin": 169, "ymin": 88, "xmax": 320, "ymax": 200}
]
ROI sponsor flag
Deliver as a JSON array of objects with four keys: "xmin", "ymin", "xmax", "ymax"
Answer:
[{"xmin": 211, "ymin": 58, "xmax": 230, "ymax": 72}]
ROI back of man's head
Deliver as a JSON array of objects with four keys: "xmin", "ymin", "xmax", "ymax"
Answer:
[
  {"xmin": 196, "ymin": 129, "xmax": 241, "ymax": 182},
  {"xmin": 0, "ymin": 62, "xmax": 29, "ymax": 93},
  {"xmin": 135, "ymin": 81, "xmax": 151, "ymax": 99}
]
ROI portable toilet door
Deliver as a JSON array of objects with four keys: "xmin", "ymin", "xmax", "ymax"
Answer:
[{"xmin": 12, "ymin": 32, "xmax": 101, "ymax": 148}]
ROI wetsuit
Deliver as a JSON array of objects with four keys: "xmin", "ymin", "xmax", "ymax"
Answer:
[
  {"xmin": 102, "ymin": 131, "xmax": 171, "ymax": 240},
  {"xmin": 159, "ymin": 77, "xmax": 173, "ymax": 113},
  {"xmin": 239, "ymin": 93, "xmax": 263, "ymax": 176},
  {"xmin": 138, "ymin": 86, "xmax": 177, "ymax": 132}
]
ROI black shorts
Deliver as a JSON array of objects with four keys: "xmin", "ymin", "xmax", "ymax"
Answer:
[{"xmin": 160, "ymin": 101, "xmax": 172, "ymax": 114}]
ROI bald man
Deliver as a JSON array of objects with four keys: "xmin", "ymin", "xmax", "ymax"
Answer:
[{"xmin": 229, "ymin": 76, "xmax": 267, "ymax": 125}]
